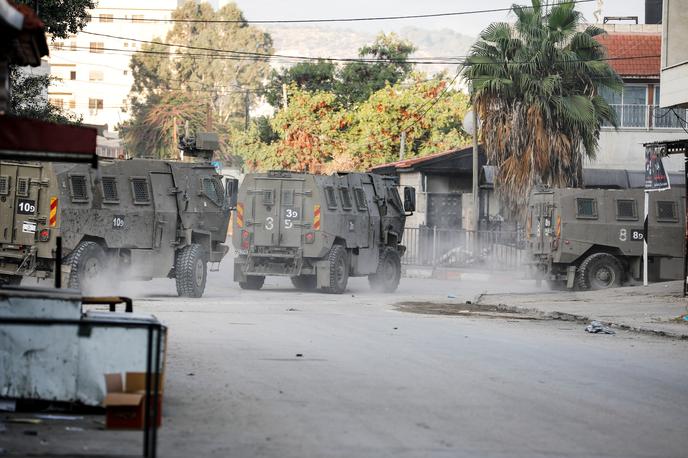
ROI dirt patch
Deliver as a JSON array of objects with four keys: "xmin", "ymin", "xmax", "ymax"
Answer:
[{"xmin": 394, "ymin": 301, "xmax": 543, "ymax": 320}]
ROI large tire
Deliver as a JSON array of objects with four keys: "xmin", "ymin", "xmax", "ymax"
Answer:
[
  {"xmin": 239, "ymin": 275, "xmax": 265, "ymax": 290},
  {"xmin": 368, "ymin": 248, "xmax": 401, "ymax": 293},
  {"xmin": 291, "ymin": 275, "xmax": 317, "ymax": 291},
  {"xmin": 67, "ymin": 241, "xmax": 108, "ymax": 293},
  {"xmin": 576, "ymin": 253, "xmax": 623, "ymax": 290},
  {"xmin": 321, "ymin": 245, "xmax": 348, "ymax": 294},
  {"xmin": 175, "ymin": 244, "xmax": 207, "ymax": 298}
]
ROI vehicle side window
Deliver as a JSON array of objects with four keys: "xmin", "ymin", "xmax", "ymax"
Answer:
[
  {"xmin": 656, "ymin": 201, "xmax": 678, "ymax": 222},
  {"xmin": 263, "ymin": 189, "xmax": 274, "ymax": 206},
  {"xmin": 69, "ymin": 175, "xmax": 89, "ymax": 202},
  {"xmin": 282, "ymin": 189, "xmax": 294, "ymax": 206},
  {"xmin": 201, "ymin": 177, "xmax": 224, "ymax": 206},
  {"xmin": 325, "ymin": 186, "xmax": 337, "ymax": 209},
  {"xmin": 101, "ymin": 176, "xmax": 119, "ymax": 203},
  {"xmin": 354, "ymin": 187, "xmax": 367, "ymax": 210},
  {"xmin": 339, "ymin": 187, "xmax": 353, "ymax": 210},
  {"xmin": 130, "ymin": 177, "xmax": 151, "ymax": 204},
  {"xmin": 616, "ymin": 199, "xmax": 637, "ymax": 220},
  {"xmin": 388, "ymin": 187, "xmax": 403, "ymax": 210},
  {"xmin": 0, "ymin": 175, "xmax": 9, "ymax": 195},
  {"xmin": 16, "ymin": 177, "xmax": 29, "ymax": 197},
  {"xmin": 575, "ymin": 198, "xmax": 597, "ymax": 219}
]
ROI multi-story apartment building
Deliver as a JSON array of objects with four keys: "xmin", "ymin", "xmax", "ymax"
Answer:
[
  {"xmin": 590, "ymin": 23, "xmax": 688, "ymax": 172},
  {"xmin": 660, "ymin": 0, "xmax": 688, "ymax": 110},
  {"xmin": 47, "ymin": 0, "xmax": 180, "ymax": 130}
]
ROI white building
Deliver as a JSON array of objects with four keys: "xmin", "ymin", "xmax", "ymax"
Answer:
[{"xmin": 46, "ymin": 0, "xmax": 180, "ymax": 129}]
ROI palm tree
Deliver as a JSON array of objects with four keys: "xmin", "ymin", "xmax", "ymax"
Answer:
[{"xmin": 463, "ymin": 0, "xmax": 621, "ymax": 219}]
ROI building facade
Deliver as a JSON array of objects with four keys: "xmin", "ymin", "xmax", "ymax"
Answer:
[
  {"xmin": 46, "ymin": 0, "xmax": 179, "ymax": 129},
  {"xmin": 592, "ymin": 24, "xmax": 687, "ymax": 172},
  {"xmin": 660, "ymin": 0, "xmax": 688, "ymax": 109}
]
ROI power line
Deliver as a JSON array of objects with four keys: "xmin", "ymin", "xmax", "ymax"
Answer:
[{"xmin": 95, "ymin": 0, "xmax": 595, "ymax": 24}]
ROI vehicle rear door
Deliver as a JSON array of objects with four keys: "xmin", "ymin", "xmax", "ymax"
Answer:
[
  {"xmin": 150, "ymin": 172, "xmax": 178, "ymax": 251},
  {"xmin": 0, "ymin": 163, "xmax": 43, "ymax": 245},
  {"xmin": 278, "ymin": 178, "xmax": 304, "ymax": 247}
]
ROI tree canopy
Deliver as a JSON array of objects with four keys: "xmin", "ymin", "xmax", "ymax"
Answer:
[{"xmin": 463, "ymin": 0, "xmax": 621, "ymax": 218}]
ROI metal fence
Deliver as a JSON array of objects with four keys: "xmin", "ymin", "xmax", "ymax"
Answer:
[{"xmin": 402, "ymin": 226, "xmax": 525, "ymax": 269}]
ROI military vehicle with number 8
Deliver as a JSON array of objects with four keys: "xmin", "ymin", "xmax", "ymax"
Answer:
[
  {"xmin": 232, "ymin": 171, "xmax": 415, "ymax": 293},
  {"xmin": 0, "ymin": 133, "xmax": 238, "ymax": 297},
  {"xmin": 527, "ymin": 187, "xmax": 685, "ymax": 290}
]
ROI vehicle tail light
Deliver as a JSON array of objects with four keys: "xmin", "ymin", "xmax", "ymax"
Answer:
[
  {"xmin": 38, "ymin": 229, "xmax": 50, "ymax": 242},
  {"xmin": 241, "ymin": 230, "xmax": 250, "ymax": 250},
  {"xmin": 304, "ymin": 232, "xmax": 315, "ymax": 244}
]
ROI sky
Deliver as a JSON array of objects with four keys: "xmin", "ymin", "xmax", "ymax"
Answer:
[{"xmin": 223, "ymin": 0, "xmax": 647, "ymax": 37}]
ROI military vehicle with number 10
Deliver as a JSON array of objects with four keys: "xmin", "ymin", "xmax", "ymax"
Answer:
[
  {"xmin": 0, "ymin": 132, "xmax": 238, "ymax": 297},
  {"xmin": 232, "ymin": 171, "xmax": 415, "ymax": 293}
]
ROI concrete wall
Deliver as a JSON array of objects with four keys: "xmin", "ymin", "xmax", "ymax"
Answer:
[
  {"xmin": 661, "ymin": 0, "xmax": 688, "ymax": 108},
  {"xmin": 590, "ymin": 128, "xmax": 686, "ymax": 172}
]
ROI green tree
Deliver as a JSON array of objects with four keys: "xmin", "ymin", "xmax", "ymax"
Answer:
[
  {"xmin": 264, "ymin": 60, "xmax": 336, "ymax": 108},
  {"xmin": 120, "ymin": 1, "xmax": 274, "ymax": 157},
  {"xmin": 463, "ymin": 0, "xmax": 621, "ymax": 218},
  {"xmin": 9, "ymin": 0, "xmax": 94, "ymax": 122},
  {"xmin": 336, "ymin": 33, "xmax": 416, "ymax": 106}
]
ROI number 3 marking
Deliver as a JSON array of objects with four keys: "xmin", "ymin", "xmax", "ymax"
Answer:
[{"xmin": 265, "ymin": 217, "xmax": 274, "ymax": 230}]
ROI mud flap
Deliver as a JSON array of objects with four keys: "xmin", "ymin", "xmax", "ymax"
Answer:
[
  {"xmin": 315, "ymin": 261, "xmax": 330, "ymax": 289},
  {"xmin": 233, "ymin": 259, "xmax": 247, "ymax": 282},
  {"xmin": 566, "ymin": 265, "xmax": 577, "ymax": 289}
]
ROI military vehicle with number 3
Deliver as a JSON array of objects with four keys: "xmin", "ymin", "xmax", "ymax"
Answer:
[
  {"xmin": 527, "ymin": 187, "xmax": 685, "ymax": 290},
  {"xmin": 232, "ymin": 171, "xmax": 415, "ymax": 293},
  {"xmin": 0, "ymin": 133, "xmax": 237, "ymax": 297}
]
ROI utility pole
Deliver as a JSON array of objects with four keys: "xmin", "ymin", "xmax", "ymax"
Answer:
[
  {"xmin": 399, "ymin": 131, "xmax": 406, "ymax": 160},
  {"xmin": 471, "ymin": 107, "xmax": 480, "ymax": 232}
]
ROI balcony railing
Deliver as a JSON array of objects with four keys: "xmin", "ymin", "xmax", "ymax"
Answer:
[{"xmin": 604, "ymin": 104, "xmax": 688, "ymax": 129}]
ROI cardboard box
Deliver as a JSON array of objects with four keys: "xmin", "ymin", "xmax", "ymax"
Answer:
[{"xmin": 103, "ymin": 372, "xmax": 164, "ymax": 429}]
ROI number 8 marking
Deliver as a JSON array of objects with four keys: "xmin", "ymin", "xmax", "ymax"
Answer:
[{"xmin": 619, "ymin": 228, "xmax": 627, "ymax": 242}]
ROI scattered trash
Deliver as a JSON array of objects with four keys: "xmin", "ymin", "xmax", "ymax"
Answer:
[
  {"xmin": 466, "ymin": 300, "xmax": 472, "ymax": 305},
  {"xmin": 683, "ymin": 315, "xmax": 688, "ymax": 322},
  {"xmin": 447, "ymin": 294, "xmax": 456, "ymax": 299},
  {"xmin": 65, "ymin": 426, "xmax": 84, "ymax": 432},
  {"xmin": 4, "ymin": 418, "xmax": 42, "ymax": 425},
  {"xmin": 585, "ymin": 321, "xmax": 615, "ymax": 335},
  {"xmin": 187, "ymin": 373, "xmax": 195, "ymax": 376},
  {"xmin": 295, "ymin": 353, "xmax": 303, "ymax": 358},
  {"xmin": 0, "ymin": 400, "xmax": 16, "ymax": 412},
  {"xmin": 393, "ymin": 327, "xmax": 398, "ymax": 330},
  {"xmin": 23, "ymin": 430, "xmax": 38, "ymax": 436},
  {"xmin": 286, "ymin": 308, "xmax": 299, "ymax": 312},
  {"xmin": 35, "ymin": 414, "xmax": 83, "ymax": 421}
]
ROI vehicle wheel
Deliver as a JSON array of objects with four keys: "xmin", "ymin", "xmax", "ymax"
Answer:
[
  {"xmin": 322, "ymin": 245, "xmax": 348, "ymax": 294},
  {"xmin": 368, "ymin": 248, "xmax": 401, "ymax": 293},
  {"xmin": 175, "ymin": 244, "xmax": 207, "ymax": 298},
  {"xmin": 0, "ymin": 275, "xmax": 21, "ymax": 287},
  {"xmin": 68, "ymin": 241, "xmax": 108, "ymax": 293},
  {"xmin": 239, "ymin": 275, "xmax": 265, "ymax": 290},
  {"xmin": 576, "ymin": 253, "xmax": 623, "ymax": 290},
  {"xmin": 291, "ymin": 275, "xmax": 317, "ymax": 291}
]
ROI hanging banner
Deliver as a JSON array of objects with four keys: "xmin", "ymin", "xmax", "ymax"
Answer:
[{"xmin": 645, "ymin": 144, "xmax": 671, "ymax": 191}]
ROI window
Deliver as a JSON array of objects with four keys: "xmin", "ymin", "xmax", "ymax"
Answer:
[
  {"xmin": 281, "ymin": 189, "xmax": 294, "ymax": 206},
  {"xmin": 354, "ymin": 188, "xmax": 367, "ymax": 210},
  {"xmin": 616, "ymin": 199, "xmax": 637, "ymax": 220},
  {"xmin": 89, "ymin": 70, "xmax": 104, "ymax": 81},
  {"xmin": 70, "ymin": 71, "xmax": 76, "ymax": 80},
  {"xmin": 16, "ymin": 177, "xmax": 29, "ymax": 197},
  {"xmin": 123, "ymin": 70, "xmax": 128, "ymax": 76},
  {"xmin": 656, "ymin": 201, "xmax": 678, "ymax": 222},
  {"xmin": 325, "ymin": 186, "xmax": 337, "ymax": 209},
  {"xmin": 89, "ymin": 42, "xmax": 104, "ymax": 53},
  {"xmin": 69, "ymin": 41, "xmax": 77, "ymax": 51},
  {"xmin": 339, "ymin": 187, "xmax": 353, "ymax": 210},
  {"xmin": 53, "ymin": 42, "xmax": 64, "ymax": 51},
  {"xmin": 101, "ymin": 176, "xmax": 119, "ymax": 202},
  {"xmin": 262, "ymin": 189, "xmax": 274, "ymax": 206},
  {"xmin": 130, "ymin": 178, "xmax": 150, "ymax": 204},
  {"xmin": 99, "ymin": 14, "xmax": 113, "ymax": 23},
  {"xmin": 69, "ymin": 175, "xmax": 89, "ymax": 202},
  {"xmin": 0, "ymin": 176, "xmax": 8, "ymax": 195},
  {"xmin": 600, "ymin": 85, "xmax": 648, "ymax": 128},
  {"xmin": 69, "ymin": 99, "xmax": 76, "ymax": 109},
  {"xmin": 202, "ymin": 177, "xmax": 224, "ymax": 205},
  {"xmin": 124, "ymin": 42, "xmax": 129, "ymax": 48},
  {"xmin": 88, "ymin": 98, "xmax": 103, "ymax": 110},
  {"xmin": 50, "ymin": 98, "xmax": 64, "ymax": 109},
  {"xmin": 131, "ymin": 15, "xmax": 144, "ymax": 23},
  {"xmin": 575, "ymin": 198, "xmax": 597, "ymax": 219}
]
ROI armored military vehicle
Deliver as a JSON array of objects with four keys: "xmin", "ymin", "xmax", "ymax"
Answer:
[
  {"xmin": 232, "ymin": 171, "xmax": 415, "ymax": 293},
  {"xmin": 0, "ymin": 133, "xmax": 237, "ymax": 297},
  {"xmin": 527, "ymin": 187, "xmax": 685, "ymax": 290}
]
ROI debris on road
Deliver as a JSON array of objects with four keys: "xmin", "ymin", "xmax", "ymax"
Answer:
[{"xmin": 585, "ymin": 321, "xmax": 616, "ymax": 335}]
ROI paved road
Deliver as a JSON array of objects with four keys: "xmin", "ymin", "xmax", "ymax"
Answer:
[
  {"xmin": 124, "ymin": 265, "xmax": 687, "ymax": 458},
  {"xmin": 6, "ymin": 265, "xmax": 688, "ymax": 457}
]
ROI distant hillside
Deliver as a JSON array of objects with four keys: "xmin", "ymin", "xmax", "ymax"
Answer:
[{"xmin": 263, "ymin": 25, "xmax": 476, "ymax": 75}]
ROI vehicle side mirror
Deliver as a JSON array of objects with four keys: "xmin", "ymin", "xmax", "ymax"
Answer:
[
  {"xmin": 225, "ymin": 178, "xmax": 238, "ymax": 208},
  {"xmin": 403, "ymin": 186, "xmax": 416, "ymax": 213}
]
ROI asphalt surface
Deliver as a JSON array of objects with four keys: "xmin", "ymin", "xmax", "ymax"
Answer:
[{"xmin": 4, "ymin": 264, "xmax": 688, "ymax": 457}]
